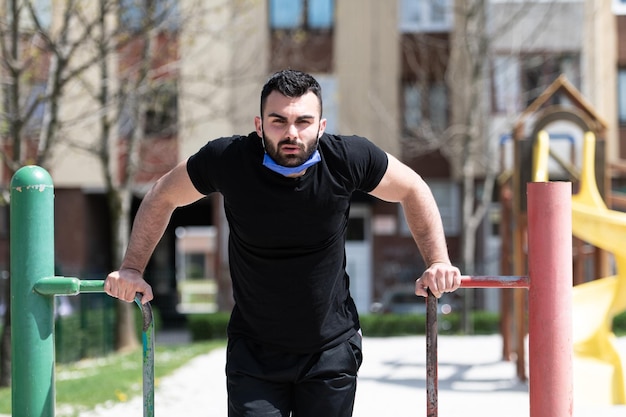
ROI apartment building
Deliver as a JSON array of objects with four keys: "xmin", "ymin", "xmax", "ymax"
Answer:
[{"xmin": 1, "ymin": 0, "xmax": 621, "ymax": 322}]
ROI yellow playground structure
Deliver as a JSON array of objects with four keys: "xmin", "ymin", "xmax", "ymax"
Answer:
[{"xmin": 534, "ymin": 131, "xmax": 626, "ymax": 405}]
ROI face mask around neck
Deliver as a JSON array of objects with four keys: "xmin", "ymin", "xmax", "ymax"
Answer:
[{"xmin": 262, "ymin": 150, "xmax": 321, "ymax": 176}]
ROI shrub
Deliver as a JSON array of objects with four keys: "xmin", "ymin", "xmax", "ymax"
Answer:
[
  {"xmin": 359, "ymin": 314, "xmax": 426, "ymax": 337},
  {"xmin": 55, "ymin": 297, "xmax": 162, "ymax": 363},
  {"xmin": 185, "ymin": 311, "xmax": 502, "ymax": 341},
  {"xmin": 359, "ymin": 311, "xmax": 500, "ymax": 337},
  {"xmin": 614, "ymin": 311, "xmax": 626, "ymax": 336},
  {"xmin": 188, "ymin": 312, "xmax": 230, "ymax": 341}
]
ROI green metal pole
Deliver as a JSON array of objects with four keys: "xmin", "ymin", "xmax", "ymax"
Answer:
[
  {"xmin": 10, "ymin": 166, "xmax": 56, "ymax": 417},
  {"xmin": 135, "ymin": 296, "xmax": 155, "ymax": 417},
  {"xmin": 34, "ymin": 278, "xmax": 105, "ymax": 296}
]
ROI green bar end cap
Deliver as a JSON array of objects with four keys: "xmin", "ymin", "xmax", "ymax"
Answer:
[{"xmin": 11, "ymin": 166, "xmax": 53, "ymax": 190}]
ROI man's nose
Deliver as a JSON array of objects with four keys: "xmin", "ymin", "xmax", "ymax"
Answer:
[{"xmin": 286, "ymin": 123, "xmax": 298, "ymax": 139}]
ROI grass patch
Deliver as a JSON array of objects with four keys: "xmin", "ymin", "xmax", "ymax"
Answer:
[{"xmin": 0, "ymin": 340, "xmax": 225, "ymax": 416}]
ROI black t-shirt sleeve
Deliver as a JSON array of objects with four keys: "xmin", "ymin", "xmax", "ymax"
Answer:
[
  {"xmin": 186, "ymin": 137, "xmax": 235, "ymax": 195},
  {"xmin": 186, "ymin": 144, "xmax": 217, "ymax": 195},
  {"xmin": 342, "ymin": 135, "xmax": 388, "ymax": 193}
]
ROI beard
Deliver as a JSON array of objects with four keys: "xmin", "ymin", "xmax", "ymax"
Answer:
[{"xmin": 262, "ymin": 132, "xmax": 319, "ymax": 167}]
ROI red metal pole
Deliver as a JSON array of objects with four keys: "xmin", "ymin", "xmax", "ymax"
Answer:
[
  {"xmin": 527, "ymin": 182, "xmax": 573, "ymax": 417},
  {"xmin": 460, "ymin": 275, "xmax": 529, "ymax": 288}
]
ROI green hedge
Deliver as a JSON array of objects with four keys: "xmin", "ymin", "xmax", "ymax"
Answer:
[
  {"xmin": 359, "ymin": 311, "xmax": 626, "ymax": 337},
  {"xmin": 183, "ymin": 310, "xmax": 626, "ymax": 342},
  {"xmin": 55, "ymin": 304, "xmax": 115, "ymax": 363},
  {"xmin": 31, "ymin": 307, "xmax": 626, "ymax": 361},
  {"xmin": 185, "ymin": 311, "xmax": 501, "ymax": 341},
  {"xmin": 188, "ymin": 312, "xmax": 231, "ymax": 341},
  {"xmin": 614, "ymin": 311, "xmax": 626, "ymax": 336},
  {"xmin": 359, "ymin": 313, "xmax": 427, "ymax": 337},
  {"xmin": 55, "ymin": 297, "xmax": 162, "ymax": 363},
  {"xmin": 359, "ymin": 311, "xmax": 501, "ymax": 337}
]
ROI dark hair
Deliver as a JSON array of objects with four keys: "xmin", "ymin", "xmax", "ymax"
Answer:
[{"xmin": 260, "ymin": 69, "xmax": 323, "ymax": 117}]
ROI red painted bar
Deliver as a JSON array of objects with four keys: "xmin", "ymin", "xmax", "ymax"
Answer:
[
  {"xmin": 460, "ymin": 275, "xmax": 529, "ymax": 288},
  {"xmin": 527, "ymin": 182, "xmax": 573, "ymax": 417}
]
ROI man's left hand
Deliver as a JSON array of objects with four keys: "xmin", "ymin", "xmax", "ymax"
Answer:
[{"xmin": 415, "ymin": 262, "xmax": 461, "ymax": 298}]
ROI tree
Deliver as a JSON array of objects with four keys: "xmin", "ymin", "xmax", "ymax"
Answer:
[
  {"xmin": 400, "ymin": 0, "xmax": 569, "ymax": 334},
  {"xmin": 53, "ymin": 0, "xmax": 262, "ymax": 350},
  {"xmin": 0, "ymin": 0, "xmax": 211, "ymax": 378},
  {"xmin": 56, "ymin": 0, "xmax": 186, "ymax": 351},
  {"xmin": 0, "ymin": 0, "xmax": 121, "ymax": 386}
]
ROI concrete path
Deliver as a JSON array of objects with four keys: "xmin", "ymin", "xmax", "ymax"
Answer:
[{"xmin": 79, "ymin": 334, "xmax": 626, "ymax": 417}]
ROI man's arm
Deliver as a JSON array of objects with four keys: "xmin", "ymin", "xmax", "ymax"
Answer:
[
  {"xmin": 105, "ymin": 159, "xmax": 205, "ymax": 303},
  {"xmin": 369, "ymin": 153, "xmax": 461, "ymax": 298}
]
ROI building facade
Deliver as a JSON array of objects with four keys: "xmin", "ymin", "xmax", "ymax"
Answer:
[{"xmin": 1, "ymin": 0, "xmax": 622, "ymax": 323}]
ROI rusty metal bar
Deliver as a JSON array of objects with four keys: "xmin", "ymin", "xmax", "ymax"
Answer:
[
  {"xmin": 426, "ymin": 290, "xmax": 438, "ymax": 417},
  {"xmin": 426, "ymin": 276, "xmax": 529, "ymax": 417}
]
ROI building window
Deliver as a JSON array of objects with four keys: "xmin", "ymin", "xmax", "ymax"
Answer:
[
  {"xmin": 403, "ymin": 84, "xmax": 422, "ymax": 133},
  {"xmin": 316, "ymin": 74, "xmax": 338, "ymax": 133},
  {"xmin": 119, "ymin": 0, "xmax": 180, "ymax": 33},
  {"xmin": 24, "ymin": 82, "xmax": 47, "ymax": 133},
  {"xmin": 1, "ymin": 81, "xmax": 47, "ymax": 136},
  {"xmin": 4, "ymin": 0, "xmax": 52, "ymax": 30},
  {"xmin": 429, "ymin": 81, "xmax": 448, "ymax": 132},
  {"xmin": 399, "ymin": 0, "xmax": 452, "ymax": 33},
  {"xmin": 614, "ymin": 0, "xmax": 626, "ymax": 15},
  {"xmin": 521, "ymin": 54, "xmax": 579, "ymax": 108},
  {"xmin": 402, "ymin": 80, "xmax": 449, "ymax": 137},
  {"xmin": 268, "ymin": 0, "xmax": 335, "ymax": 74},
  {"xmin": 269, "ymin": 0, "xmax": 334, "ymax": 30},
  {"xmin": 619, "ymin": 69, "xmax": 626, "ymax": 125},
  {"xmin": 119, "ymin": 81, "xmax": 178, "ymax": 138},
  {"xmin": 491, "ymin": 52, "xmax": 580, "ymax": 114},
  {"xmin": 144, "ymin": 81, "xmax": 178, "ymax": 137},
  {"xmin": 492, "ymin": 56, "xmax": 521, "ymax": 115}
]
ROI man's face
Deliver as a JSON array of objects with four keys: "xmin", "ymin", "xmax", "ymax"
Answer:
[{"xmin": 255, "ymin": 91, "xmax": 326, "ymax": 167}]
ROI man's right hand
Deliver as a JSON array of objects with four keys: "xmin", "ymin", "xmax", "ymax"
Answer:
[{"xmin": 105, "ymin": 268, "xmax": 154, "ymax": 304}]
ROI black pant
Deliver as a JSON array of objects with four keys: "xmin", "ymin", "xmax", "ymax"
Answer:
[{"xmin": 226, "ymin": 332, "xmax": 363, "ymax": 417}]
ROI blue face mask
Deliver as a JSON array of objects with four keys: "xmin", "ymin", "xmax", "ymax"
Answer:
[{"xmin": 262, "ymin": 150, "xmax": 321, "ymax": 176}]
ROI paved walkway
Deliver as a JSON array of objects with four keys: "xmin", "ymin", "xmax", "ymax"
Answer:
[{"xmin": 80, "ymin": 334, "xmax": 626, "ymax": 417}]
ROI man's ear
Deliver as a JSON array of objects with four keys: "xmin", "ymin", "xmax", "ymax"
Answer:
[
  {"xmin": 319, "ymin": 118, "xmax": 327, "ymax": 137},
  {"xmin": 254, "ymin": 116, "xmax": 263, "ymax": 136}
]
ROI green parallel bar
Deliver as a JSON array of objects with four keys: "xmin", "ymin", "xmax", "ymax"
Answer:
[
  {"xmin": 34, "ymin": 277, "xmax": 81, "ymax": 296},
  {"xmin": 135, "ymin": 296, "xmax": 155, "ymax": 417},
  {"xmin": 34, "ymin": 278, "xmax": 104, "ymax": 296},
  {"xmin": 79, "ymin": 279, "xmax": 105, "ymax": 293},
  {"xmin": 11, "ymin": 166, "xmax": 56, "ymax": 417},
  {"xmin": 11, "ymin": 166, "xmax": 152, "ymax": 416}
]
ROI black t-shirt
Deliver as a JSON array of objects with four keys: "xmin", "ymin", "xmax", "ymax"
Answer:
[{"xmin": 186, "ymin": 132, "xmax": 388, "ymax": 352}]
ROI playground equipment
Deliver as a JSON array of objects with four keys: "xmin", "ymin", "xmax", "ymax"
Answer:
[
  {"xmin": 504, "ymin": 76, "xmax": 610, "ymax": 381},
  {"xmin": 10, "ymin": 165, "xmax": 154, "ymax": 417},
  {"xmin": 426, "ymin": 182, "xmax": 573, "ymax": 417},
  {"xmin": 12, "ymin": 164, "xmax": 575, "ymax": 417},
  {"xmin": 569, "ymin": 133, "xmax": 626, "ymax": 404},
  {"xmin": 533, "ymin": 130, "xmax": 626, "ymax": 405}
]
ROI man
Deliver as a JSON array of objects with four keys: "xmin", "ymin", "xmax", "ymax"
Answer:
[{"xmin": 105, "ymin": 69, "xmax": 461, "ymax": 416}]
